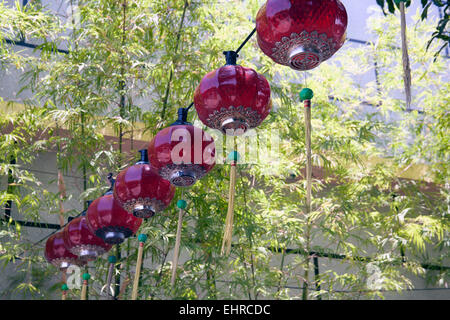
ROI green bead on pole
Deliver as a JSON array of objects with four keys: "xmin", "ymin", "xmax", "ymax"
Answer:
[
  {"xmin": 299, "ymin": 88, "xmax": 314, "ymax": 102},
  {"xmin": 138, "ymin": 233, "xmax": 148, "ymax": 243},
  {"xmin": 227, "ymin": 151, "xmax": 240, "ymax": 163},
  {"xmin": 108, "ymin": 255, "xmax": 117, "ymax": 264},
  {"xmin": 177, "ymin": 199, "xmax": 187, "ymax": 210},
  {"xmin": 82, "ymin": 273, "xmax": 91, "ymax": 281}
]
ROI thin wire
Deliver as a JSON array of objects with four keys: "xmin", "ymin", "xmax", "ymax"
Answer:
[
  {"xmin": 24, "ymin": 174, "xmax": 114, "ymax": 249},
  {"xmin": 185, "ymin": 102, "xmax": 194, "ymax": 111},
  {"xmin": 235, "ymin": 27, "xmax": 256, "ymax": 54},
  {"xmin": 183, "ymin": 27, "xmax": 257, "ymax": 115},
  {"xmin": 212, "ymin": 279, "xmax": 450, "ymax": 293},
  {"xmin": 28, "ymin": 211, "xmax": 83, "ymax": 248}
]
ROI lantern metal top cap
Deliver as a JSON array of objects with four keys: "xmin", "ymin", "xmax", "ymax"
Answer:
[
  {"xmin": 223, "ymin": 51, "xmax": 239, "ymax": 65},
  {"xmin": 170, "ymin": 108, "xmax": 192, "ymax": 126},
  {"xmin": 136, "ymin": 149, "xmax": 149, "ymax": 164},
  {"xmin": 105, "ymin": 173, "xmax": 115, "ymax": 195}
]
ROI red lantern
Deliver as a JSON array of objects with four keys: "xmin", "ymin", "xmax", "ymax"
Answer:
[
  {"xmin": 86, "ymin": 191, "xmax": 142, "ymax": 244},
  {"xmin": 194, "ymin": 51, "xmax": 271, "ymax": 136},
  {"xmin": 148, "ymin": 108, "xmax": 215, "ymax": 187},
  {"xmin": 45, "ymin": 232, "xmax": 85, "ymax": 270},
  {"xmin": 256, "ymin": 0, "xmax": 348, "ymax": 71},
  {"xmin": 63, "ymin": 216, "xmax": 112, "ymax": 261},
  {"xmin": 114, "ymin": 149, "xmax": 175, "ymax": 218}
]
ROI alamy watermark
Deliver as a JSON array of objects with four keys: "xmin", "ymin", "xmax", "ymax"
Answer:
[
  {"xmin": 66, "ymin": 265, "xmax": 114, "ymax": 296},
  {"xmin": 171, "ymin": 120, "xmax": 281, "ymax": 169},
  {"xmin": 366, "ymin": 262, "xmax": 383, "ymax": 291}
]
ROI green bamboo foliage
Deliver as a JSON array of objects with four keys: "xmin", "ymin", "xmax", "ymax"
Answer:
[{"xmin": 0, "ymin": 0, "xmax": 448, "ymax": 299}]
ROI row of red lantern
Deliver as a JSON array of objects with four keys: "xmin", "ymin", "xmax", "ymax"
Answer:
[
  {"xmin": 44, "ymin": 211, "xmax": 112, "ymax": 269},
  {"xmin": 45, "ymin": 0, "xmax": 348, "ymax": 270},
  {"xmin": 45, "ymin": 52, "xmax": 267, "ymax": 265},
  {"xmin": 44, "ymin": 195, "xmax": 138, "ymax": 269},
  {"xmin": 45, "ymin": 124, "xmax": 217, "ymax": 269}
]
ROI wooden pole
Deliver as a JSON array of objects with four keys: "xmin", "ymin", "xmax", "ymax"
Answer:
[
  {"xmin": 302, "ymin": 99, "xmax": 312, "ymax": 300},
  {"xmin": 304, "ymin": 101, "xmax": 312, "ymax": 218},
  {"xmin": 80, "ymin": 281, "xmax": 87, "ymax": 300},
  {"xmin": 221, "ymin": 154, "xmax": 238, "ymax": 256},
  {"xmin": 300, "ymin": 88, "xmax": 314, "ymax": 300},
  {"xmin": 131, "ymin": 234, "xmax": 147, "ymax": 300},
  {"xmin": 80, "ymin": 273, "xmax": 90, "ymax": 300},
  {"xmin": 171, "ymin": 202, "xmax": 185, "ymax": 287},
  {"xmin": 61, "ymin": 283, "xmax": 68, "ymax": 300},
  {"xmin": 105, "ymin": 256, "xmax": 116, "ymax": 300}
]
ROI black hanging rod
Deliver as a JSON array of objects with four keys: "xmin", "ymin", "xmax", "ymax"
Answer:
[
  {"xmin": 1, "ymin": 219, "xmax": 61, "ymax": 230},
  {"xmin": 182, "ymin": 27, "xmax": 257, "ymax": 116}
]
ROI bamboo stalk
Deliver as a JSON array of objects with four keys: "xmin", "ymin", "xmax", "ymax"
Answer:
[
  {"xmin": 171, "ymin": 208, "xmax": 184, "ymax": 287},
  {"xmin": 399, "ymin": 1, "xmax": 412, "ymax": 111},
  {"xmin": 57, "ymin": 170, "xmax": 66, "ymax": 300},
  {"xmin": 57, "ymin": 171, "xmax": 66, "ymax": 227},
  {"xmin": 221, "ymin": 160, "xmax": 237, "ymax": 256},
  {"xmin": 118, "ymin": 276, "xmax": 131, "ymax": 300},
  {"xmin": 161, "ymin": 0, "xmax": 190, "ymax": 120},
  {"xmin": 131, "ymin": 236, "xmax": 146, "ymax": 300}
]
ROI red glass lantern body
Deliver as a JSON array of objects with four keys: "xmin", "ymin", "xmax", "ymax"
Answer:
[
  {"xmin": 148, "ymin": 124, "xmax": 215, "ymax": 187},
  {"xmin": 194, "ymin": 63, "xmax": 271, "ymax": 136},
  {"xmin": 45, "ymin": 232, "xmax": 85, "ymax": 270},
  {"xmin": 86, "ymin": 193, "xmax": 142, "ymax": 244},
  {"xmin": 114, "ymin": 163, "xmax": 175, "ymax": 219},
  {"xmin": 63, "ymin": 217, "xmax": 112, "ymax": 261},
  {"xmin": 256, "ymin": 0, "xmax": 348, "ymax": 71}
]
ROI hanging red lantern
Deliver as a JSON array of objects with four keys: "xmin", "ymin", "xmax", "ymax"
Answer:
[
  {"xmin": 256, "ymin": 0, "xmax": 348, "ymax": 71},
  {"xmin": 63, "ymin": 216, "xmax": 112, "ymax": 261},
  {"xmin": 86, "ymin": 184, "xmax": 142, "ymax": 244},
  {"xmin": 194, "ymin": 51, "xmax": 271, "ymax": 136},
  {"xmin": 148, "ymin": 108, "xmax": 215, "ymax": 187},
  {"xmin": 114, "ymin": 149, "xmax": 175, "ymax": 218},
  {"xmin": 45, "ymin": 232, "xmax": 85, "ymax": 270}
]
